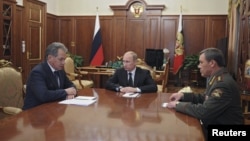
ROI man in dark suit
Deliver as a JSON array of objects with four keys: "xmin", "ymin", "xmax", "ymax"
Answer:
[
  {"xmin": 105, "ymin": 51, "xmax": 157, "ymax": 93},
  {"xmin": 23, "ymin": 42, "xmax": 77, "ymax": 110}
]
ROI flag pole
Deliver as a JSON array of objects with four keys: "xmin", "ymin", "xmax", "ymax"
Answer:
[{"xmin": 178, "ymin": 5, "xmax": 183, "ymax": 86}]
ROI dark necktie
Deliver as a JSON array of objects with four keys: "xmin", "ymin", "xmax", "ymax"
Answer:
[
  {"xmin": 128, "ymin": 72, "xmax": 133, "ymax": 86},
  {"xmin": 54, "ymin": 71, "xmax": 60, "ymax": 87}
]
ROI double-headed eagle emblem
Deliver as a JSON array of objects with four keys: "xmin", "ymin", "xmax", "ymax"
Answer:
[{"xmin": 130, "ymin": 3, "xmax": 144, "ymax": 18}]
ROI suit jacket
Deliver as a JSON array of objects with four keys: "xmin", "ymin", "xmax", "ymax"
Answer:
[
  {"xmin": 23, "ymin": 61, "xmax": 75, "ymax": 110},
  {"xmin": 105, "ymin": 67, "xmax": 157, "ymax": 93}
]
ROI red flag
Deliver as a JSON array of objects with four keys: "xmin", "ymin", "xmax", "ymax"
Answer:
[
  {"xmin": 90, "ymin": 12, "xmax": 104, "ymax": 66},
  {"xmin": 173, "ymin": 11, "xmax": 184, "ymax": 75}
]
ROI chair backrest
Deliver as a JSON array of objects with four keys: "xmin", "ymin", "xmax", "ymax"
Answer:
[
  {"xmin": 0, "ymin": 60, "xmax": 24, "ymax": 108},
  {"xmin": 64, "ymin": 57, "xmax": 75, "ymax": 81},
  {"xmin": 161, "ymin": 58, "xmax": 170, "ymax": 92},
  {"xmin": 136, "ymin": 58, "xmax": 156, "ymax": 79}
]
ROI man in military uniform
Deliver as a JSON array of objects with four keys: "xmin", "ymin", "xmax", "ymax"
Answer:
[{"xmin": 167, "ymin": 48, "xmax": 244, "ymax": 139}]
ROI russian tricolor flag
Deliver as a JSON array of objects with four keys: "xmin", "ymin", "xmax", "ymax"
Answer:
[{"xmin": 90, "ymin": 12, "xmax": 104, "ymax": 66}]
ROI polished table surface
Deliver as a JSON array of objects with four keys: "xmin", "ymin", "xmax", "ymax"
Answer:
[{"xmin": 0, "ymin": 88, "xmax": 205, "ymax": 141}]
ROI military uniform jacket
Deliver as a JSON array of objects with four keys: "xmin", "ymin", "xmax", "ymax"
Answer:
[{"xmin": 176, "ymin": 68, "xmax": 244, "ymax": 127}]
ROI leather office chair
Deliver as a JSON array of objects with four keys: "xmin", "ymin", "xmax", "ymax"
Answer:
[
  {"xmin": 155, "ymin": 58, "xmax": 170, "ymax": 92},
  {"xmin": 0, "ymin": 60, "xmax": 23, "ymax": 119},
  {"xmin": 64, "ymin": 56, "xmax": 94, "ymax": 89}
]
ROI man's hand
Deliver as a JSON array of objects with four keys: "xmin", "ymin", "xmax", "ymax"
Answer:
[
  {"xmin": 169, "ymin": 92, "xmax": 184, "ymax": 101},
  {"xmin": 167, "ymin": 101, "xmax": 179, "ymax": 108},
  {"xmin": 120, "ymin": 87, "xmax": 137, "ymax": 93},
  {"xmin": 66, "ymin": 94, "xmax": 75, "ymax": 99},
  {"xmin": 65, "ymin": 87, "xmax": 77, "ymax": 98}
]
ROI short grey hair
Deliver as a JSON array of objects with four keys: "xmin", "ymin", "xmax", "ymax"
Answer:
[{"xmin": 45, "ymin": 42, "xmax": 68, "ymax": 60}]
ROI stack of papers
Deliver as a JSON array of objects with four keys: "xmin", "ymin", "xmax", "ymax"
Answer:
[
  {"xmin": 59, "ymin": 96, "xmax": 97, "ymax": 106},
  {"xmin": 122, "ymin": 93, "xmax": 140, "ymax": 98}
]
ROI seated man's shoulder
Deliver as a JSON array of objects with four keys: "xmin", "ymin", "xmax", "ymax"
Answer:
[{"xmin": 136, "ymin": 67, "xmax": 151, "ymax": 74}]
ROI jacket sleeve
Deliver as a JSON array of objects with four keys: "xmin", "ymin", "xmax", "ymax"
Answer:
[
  {"xmin": 137, "ymin": 69, "xmax": 157, "ymax": 93},
  {"xmin": 105, "ymin": 69, "xmax": 122, "ymax": 91},
  {"xmin": 28, "ymin": 69, "xmax": 68, "ymax": 103}
]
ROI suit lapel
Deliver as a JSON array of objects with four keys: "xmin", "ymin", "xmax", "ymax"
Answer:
[
  {"xmin": 134, "ymin": 68, "xmax": 139, "ymax": 86},
  {"xmin": 121, "ymin": 69, "xmax": 129, "ymax": 86}
]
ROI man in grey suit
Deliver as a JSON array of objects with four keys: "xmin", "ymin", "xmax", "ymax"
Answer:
[
  {"xmin": 105, "ymin": 51, "xmax": 157, "ymax": 93},
  {"xmin": 23, "ymin": 42, "xmax": 77, "ymax": 110}
]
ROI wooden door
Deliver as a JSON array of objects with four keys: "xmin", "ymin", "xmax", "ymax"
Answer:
[{"xmin": 23, "ymin": 0, "xmax": 46, "ymax": 82}]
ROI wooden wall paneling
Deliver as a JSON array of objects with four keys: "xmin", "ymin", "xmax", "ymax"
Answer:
[
  {"xmin": 112, "ymin": 17, "xmax": 126, "ymax": 59},
  {"xmin": 160, "ymin": 16, "xmax": 178, "ymax": 84},
  {"xmin": 99, "ymin": 17, "xmax": 114, "ymax": 64},
  {"xmin": 161, "ymin": 16, "xmax": 178, "ymax": 68},
  {"xmin": 207, "ymin": 16, "xmax": 228, "ymax": 48},
  {"xmin": 46, "ymin": 13, "xmax": 59, "ymax": 46},
  {"xmin": 58, "ymin": 17, "xmax": 74, "ymax": 53},
  {"xmin": 74, "ymin": 17, "xmax": 94, "ymax": 66},
  {"xmin": 110, "ymin": 0, "xmax": 165, "ymax": 60},
  {"xmin": 52, "ymin": 15, "xmax": 227, "ymax": 85},
  {"xmin": 183, "ymin": 16, "xmax": 207, "ymax": 55},
  {"xmin": 126, "ymin": 18, "xmax": 146, "ymax": 58},
  {"xmin": 145, "ymin": 17, "xmax": 161, "ymax": 51}
]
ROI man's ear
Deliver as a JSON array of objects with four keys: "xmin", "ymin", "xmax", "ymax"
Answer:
[{"xmin": 209, "ymin": 60, "xmax": 216, "ymax": 67}]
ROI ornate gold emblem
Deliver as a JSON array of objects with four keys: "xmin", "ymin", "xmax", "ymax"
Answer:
[{"xmin": 130, "ymin": 3, "xmax": 144, "ymax": 18}]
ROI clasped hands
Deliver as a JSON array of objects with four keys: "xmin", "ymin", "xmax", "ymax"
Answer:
[
  {"xmin": 65, "ymin": 87, "xmax": 77, "ymax": 99},
  {"xmin": 119, "ymin": 86, "xmax": 137, "ymax": 93}
]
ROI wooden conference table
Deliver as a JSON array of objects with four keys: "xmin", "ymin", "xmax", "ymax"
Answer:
[{"xmin": 0, "ymin": 88, "xmax": 205, "ymax": 141}]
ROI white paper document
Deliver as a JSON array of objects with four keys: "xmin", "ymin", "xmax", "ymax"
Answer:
[
  {"xmin": 122, "ymin": 93, "xmax": 140, "ymax": 98},
  {"xmin": 59, "ymin": 97, "xmax": 97, "ymax": 106},
  {"xmin": 75, "ymin": 96, "xmax": 96, "ymax": 100}
]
